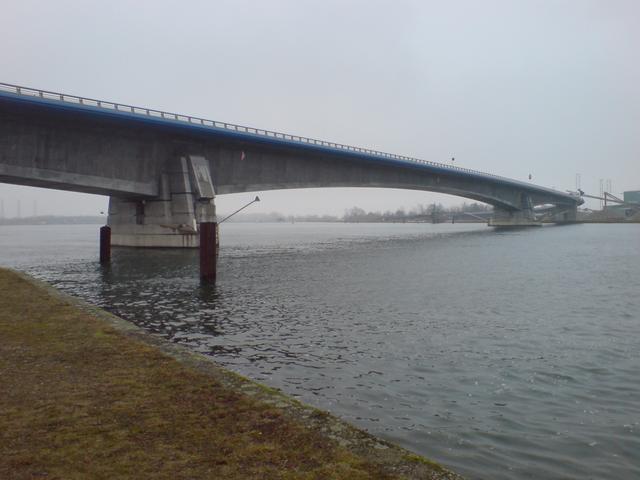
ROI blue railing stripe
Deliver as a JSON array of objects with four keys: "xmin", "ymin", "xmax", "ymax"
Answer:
[{"xmin": 0, "ymin": 82, "xmax": 576, "ymax": 202}]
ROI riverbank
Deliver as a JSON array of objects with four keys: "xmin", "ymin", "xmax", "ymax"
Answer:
[{"xmin": 0, "ymin": 268, "xmax": 460, "ymax": 480}]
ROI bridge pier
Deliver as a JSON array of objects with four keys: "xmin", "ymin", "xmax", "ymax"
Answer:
[
  {"xmin": 108, "ymin": 156, "xmax": 215, "ymax": 248},
  {"xmin": 552, "ymin": 205, "xmax": 578, "ymax": 223},
  {"xmin": 99, "ymin": 225, "xmax": 111, "ymax": 263},
  {"xmin": 107, "ymin": 154, "xmax": 220, "ymax": 282},
  {"xmin": 488, "ymin": 208, "xmax": 541, "ymax": 227},
  {"xmin": 489, "ymin": 194, "xmax": 541, "ymax": 227},
  {"xmin": 199, "ymin": 221, "xmax": 217, "ymax": 283},
  {"xmin": 195, "ymin": 195, "xmax": 218, "ymax": 283}
]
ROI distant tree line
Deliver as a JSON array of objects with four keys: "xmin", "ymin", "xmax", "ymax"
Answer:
[
  {"xmin": 0, "ymin": 215, "xmax": 105, "ymax": 226},
  {"xmin": 1, "ymin": 202, "xmax": 493, "ymax": 226},
  {"xmin": 221, "ymin": 202, "xmax": 492, "ymax": 223},
  {"xmin": 343, "ymin": 202, "xmax": 492, "ymax": 223}
]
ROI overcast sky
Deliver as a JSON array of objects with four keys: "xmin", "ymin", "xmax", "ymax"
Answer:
[{"xmin": 1, "ymin": 0, "xmax": 638, "ymax": 217}]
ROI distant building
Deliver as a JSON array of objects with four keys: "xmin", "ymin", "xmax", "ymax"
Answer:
[
  {"xmin": 603, "ymin": 205, "xmax": 633, "ymax": 219},
  {"xmin": 601, "ymin": 190, "xmax": 640, "ymax": 220},
  {"xmin": 599, "ymin": 191, "xmax": 640, "ymax": 220},
  {"xmin": 623, "ymin": 190, "xmax": 640, "ymax": 204}
]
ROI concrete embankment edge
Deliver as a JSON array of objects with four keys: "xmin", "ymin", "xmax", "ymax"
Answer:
[{"xmin": 14, "ymin": 270, "xmax": 463, "ymax": 480}]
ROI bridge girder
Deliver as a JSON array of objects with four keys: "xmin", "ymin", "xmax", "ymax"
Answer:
[{"xmin": 0, "ymin": 87, "xmax": 581, "ymax": 227}]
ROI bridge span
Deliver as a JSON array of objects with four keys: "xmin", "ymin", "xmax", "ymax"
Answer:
[{"xmin": 0, "ymin": 82, "xmax": 582, "ymax": 248}]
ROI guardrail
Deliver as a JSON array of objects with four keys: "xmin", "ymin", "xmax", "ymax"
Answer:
[{"xmin": 0, "ymin": 82, "xmax": 520, "ymax": 184}]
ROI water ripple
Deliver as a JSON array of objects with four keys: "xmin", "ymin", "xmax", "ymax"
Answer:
[{"xmin": 2, "ymin": 222, "xmax": 639, "ymax": 480}]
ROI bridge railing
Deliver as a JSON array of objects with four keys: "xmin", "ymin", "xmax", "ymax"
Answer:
[{"xmin": 0, "ymin": 82, "xmax": 524, "ymax": 184}]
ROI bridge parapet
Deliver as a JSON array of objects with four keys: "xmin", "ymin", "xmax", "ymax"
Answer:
[{"xmin": 0, "ymin": 82, "xmax": 531, "ymax": 187}]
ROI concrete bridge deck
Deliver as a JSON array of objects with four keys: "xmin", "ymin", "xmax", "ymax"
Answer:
[{"xmin": 0, "ymin": 82, "xmax": 582, "ymax": 246}]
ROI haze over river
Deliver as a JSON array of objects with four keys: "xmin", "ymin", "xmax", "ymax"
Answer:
[{"xmin": 1, "ymin": 222, "xmax": 638, "ymax": 479}]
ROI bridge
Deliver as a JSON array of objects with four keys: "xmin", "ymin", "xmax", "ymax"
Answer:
[{"xmin": 0, "ymin": 82, "xmax": 582, "ymax": 251}]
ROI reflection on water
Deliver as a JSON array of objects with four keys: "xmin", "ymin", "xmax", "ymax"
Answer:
[{"xmin": 1, "ymin": 222, "xmax": 639, "ymax": 480}]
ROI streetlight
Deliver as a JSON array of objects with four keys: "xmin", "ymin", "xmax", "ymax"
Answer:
[{"xmin": 218, "ymin": 196, "xmax": 261, "ymax": 224}]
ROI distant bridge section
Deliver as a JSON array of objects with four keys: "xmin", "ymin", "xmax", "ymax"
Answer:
[{"xmin": 0, "ymin": 82, "xmax": 582, "ymax": 246}]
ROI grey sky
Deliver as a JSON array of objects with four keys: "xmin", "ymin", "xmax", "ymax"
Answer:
[{"xmin": 1, "ymin": 0, "xmax": 638, "ymax": 216}]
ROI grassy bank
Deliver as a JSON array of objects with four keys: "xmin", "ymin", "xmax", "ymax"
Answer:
[{"xmin": 0, "ymin": 268, "xmax": 459, "ymax": 479}]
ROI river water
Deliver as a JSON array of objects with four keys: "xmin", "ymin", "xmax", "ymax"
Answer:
[{"xmin": 1, "ymin": 222, "xmax": 638, "ymax": 479}]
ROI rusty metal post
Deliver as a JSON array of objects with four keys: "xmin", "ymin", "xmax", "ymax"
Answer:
[
  {"xmin": 200, "ymin": 222, "xmax": 217, "ymax": 283},
  {"xmin": 99, "ymin": 225, "xmax": 111, "ymax": 264}
]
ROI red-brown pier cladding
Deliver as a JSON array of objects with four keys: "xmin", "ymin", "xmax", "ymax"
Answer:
[
  {"xmin": 99, "ymin": 225, "xmax": 111, "ymax": 264},
  {"xmin": 199, "ymin": 222, "xmax": 217, "ymax": 283}
]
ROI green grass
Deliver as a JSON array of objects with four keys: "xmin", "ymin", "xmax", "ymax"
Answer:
[
  {"xmin": 0, "ymin": 268, "xmax": 396, "ymax": 480},
  {"xmin": 403, "ymin": 454, "xmax": 446, "ymax": 472}
]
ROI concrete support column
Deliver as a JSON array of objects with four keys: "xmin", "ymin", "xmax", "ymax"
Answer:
[
  {"xmin": 107, "ymin": 156, "xmax": 211, "ymax": 247},
  {"xmin": 489, "ymin": 193, "xmax": 541, "ymax": 227},
  {"xmin": 553, "ymin": 205, "xmax": 578, "ymax": 223},
  {"xmin": 108, "ymin": 153, "xmax": 221, "ymax": 281},
  {"xmin": 488, "ymin": 208, "xmax": 541, "ymax": 227}
]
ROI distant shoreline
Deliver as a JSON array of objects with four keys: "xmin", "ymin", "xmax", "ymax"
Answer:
[
  {"xmin": 0, "ymin": 215, "xmax": 105, "ymax": 226},
  {"xmin": 2, "ymin": 215, "xmax": 637, "ymax": 227}
]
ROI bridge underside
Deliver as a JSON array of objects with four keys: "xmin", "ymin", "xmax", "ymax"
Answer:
[
  {"xmin": 104, "ymin": 153, "xmax": 576, "ymax": 246},
  {"xmin": 0, "ymin": 93, "xmax": 580, "ymax": 246}
]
